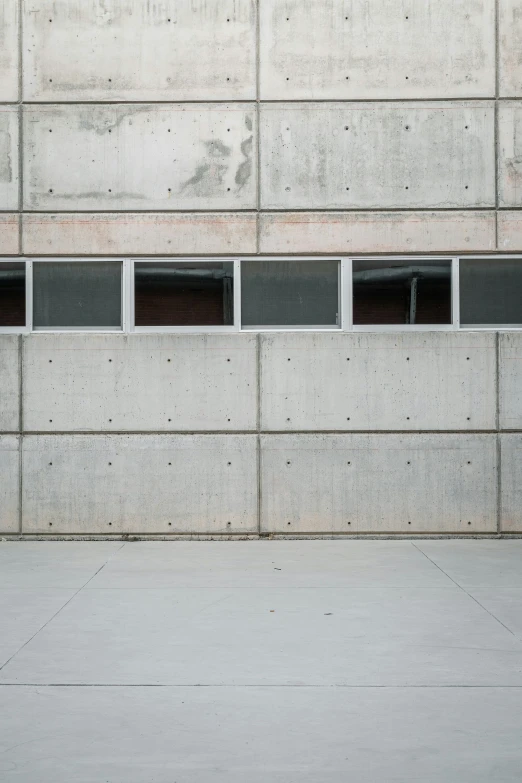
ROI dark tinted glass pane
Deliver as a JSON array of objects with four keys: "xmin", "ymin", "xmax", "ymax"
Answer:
[
  {"xmin": 134, "ymin": 262, "xmax": 234, "ymax": 326},
  {"xmin": 0, "ymin": 263, "xmax": 25, "ymax": 327},
  {"xmin": 33, "ymin": 262, "xmax": 121, "ymax": 328},
  {"xmin": 353, "ymin": 260, "xmax": 452, "ymax": 325},
  {"xmin": 241, "ymin": 261, "xmax": 339, "ymax": 326},
  {"xmin": 460, "ymin": 259, "xmax": 522, "ymax": 326}
]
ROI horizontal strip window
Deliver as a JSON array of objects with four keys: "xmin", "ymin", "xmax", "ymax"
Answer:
[{"xmin": 1, "ymin": 257, "xmax": 522, "ymax": 333}]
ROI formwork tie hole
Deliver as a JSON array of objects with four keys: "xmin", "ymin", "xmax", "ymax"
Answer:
[
  {"xmin": 228, "ymin": 462, "xmax": 232, "ymax": 466},
  {"xmin": 168, "ymin": 462, "xmax": 171, "ymax": 466},
  {"xmin": 109, "ymin": 419, "xmax": 112, "ymax": 422},
  {"xmin": 227, "ymin": 358, "xmax": 231, "ymax": 362},
  {"xmin": 49, "ymin": 462, "xmax": 52, "ymax": 466},
  {"xmin": 49, "ymin": 359, "xmax": 52, "ymax": 362},
  {"xmin": 467, "ymin": 417, "xmax": 470, "ymax": 421},
  {"xmin": 49, "ymin": 419, "xmax": 52, "ymax": 423},
  {"xmin": 108, "ymin": 462, "xmax": 112, "ymax": 466},
  {"xmin": 168, "ymin": 359, "xmax": 171, "ymax": 362},
  {"xmin": 286, "ymin": 460, "xmax": 291, "ymax": 465},
  {"xmin": 407, "ymin": 416, "xmax": 410, "ymax": 420}
]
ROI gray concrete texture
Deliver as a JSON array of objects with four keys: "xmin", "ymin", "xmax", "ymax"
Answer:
[
  {"xmin": 0, "ymin": 0, "xmax": 521, "ymax": 250},
  {"xmin": 1, "ymin": 540, "xmax": 522, "ymax": 781},
  {"xmin": 1, "ymin": 331, "xmax": 522, "ymax": 534}
]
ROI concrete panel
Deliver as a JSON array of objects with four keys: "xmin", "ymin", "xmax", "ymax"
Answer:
[
  {"xmin": 260, "ymin": 333, "xmax": 496, "ymax": 432},
  {"xmin": 499, "ymin": 103, "xmax": 522, "ymax": 206},
  {"xmin": 0, "ymin": 435, "xmax": 19, "ymax": 534},
  {"xmin": 500, "ymin": 0, "xmax": 522, "ymax": 96},
  {"xmin": 498, "ymin": 211, "xmax": 522, "ymax": 250},
  {"xmin": 260, "ymin": 0, "xmax": 495, "ymax": 100},
  {"xmin": 22, "ymin": 213, "xmax": 257, "ymax": 256},
  {"xmin": 0, "ymin": 214, "xmax": 20, "ymax": 255},
  {"xmin": 22, "ymin": 435, "xmax": 258, "ymax": 534},
  {"xmin": 261, "ymin": 434, "xmax": 498, "ymax": 533},
  {"xmin": 0, "ymin": 335, "xmax": 20, "ymax": 432},
  {"xmin": 0, "ymin": 107, "xmax": 19, "ymax": 211},
  {"xmin": 23, "ymin": 105, "xmax": 256, "ymax": 211},
  {"xmin": 260, "ymin": 211, "xmax": 496, "ymax": 255},
  {"xmin": 0, "ymin": 0, "xmax": 19, "ymax": 102},
  {"xmin": 23, "ymin": 1, "xmax": 256, "ymax": 102},
  {"xmin": 500, "ymin": 435, "xmax": 522, "ymax": 532},
  {"xmin": 500, "ymin": 333, "xmax": 522, "ymax": 430},
  {"xmin": 260, "ymin": 103, "xmax": 495, "ymax": 210},
  {"xmin": 23, "ymin": 334, "xmax": 257, "ymax": 432}
]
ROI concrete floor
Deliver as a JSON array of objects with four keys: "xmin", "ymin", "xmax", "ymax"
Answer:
[{"xmin": 1, "ymin": 541, "xmax": 522, "ymax": 781}]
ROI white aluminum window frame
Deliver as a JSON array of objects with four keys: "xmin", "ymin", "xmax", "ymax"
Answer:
[
  {"xmin": 130, "ymin": 258, "xmax": 241, "ymax": 333},
  {"xmin": 240, "ymin": 256, "xmax": 343, "ymax": 332},
  {"xmin": 1, "ymin": 255, "xmax": 522, "ymax": 334},
  {"xmin": 349, "ymin": 256, "xmax": 458, "ymax": 332},
  {"xmin": 29, "ymin": 258, "xmax": 127, "ymax": 333}
]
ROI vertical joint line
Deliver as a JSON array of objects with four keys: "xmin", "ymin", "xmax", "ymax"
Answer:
[
  {"xmin": 255, "ymin": 0, "xmax": 261, "ymax": 255},
  {"xmin": 494, "ymin": 0, "xmax": 500, "ymax": 250},
  {"xmin": 256, "ymin": 332, "xmax": 261, "ymax": 534},
  {"xmin": 496, "ymin": 331, "xmax": 501, "ymax": 535},
  {"xmin": 18, "ymin": 334, "xmax": 23, "ymax": 534},
  {"xmin": 18, "ymin": 0, "xmax": 23, "ymax": 254}
]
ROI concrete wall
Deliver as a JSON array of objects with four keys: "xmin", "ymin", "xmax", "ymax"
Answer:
[
  {"xmin": 0, "ymin": 332, "xmax": 520, "ymax": 536},
  {"xmin": 0, "ymin": 0, "xmax": 518, "ymax": 254},
  {"xmin": 0, "ymin": 2, "xmax": 521, "ymax": 536}
]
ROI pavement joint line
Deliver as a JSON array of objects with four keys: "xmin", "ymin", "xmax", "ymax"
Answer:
[
  {"xmin": 0, "ymin": 542, "xmax": 126, "ymax": 673},
  {"xmin": 412, "ymin": 541, "xmax": 519, "ymax": 639},
  {"xmin": 1, "ymin": 683, "xmax": 522, "ymax": 688}
]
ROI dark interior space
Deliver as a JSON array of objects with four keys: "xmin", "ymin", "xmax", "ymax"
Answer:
[{"xmin": 0, "ymin": 264, "xmax": 25, "ymax": 327}]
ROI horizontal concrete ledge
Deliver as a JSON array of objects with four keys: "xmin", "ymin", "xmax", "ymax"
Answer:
[
  {"xmin": 260, "ymin": 211, "xmax": 496, "ymax": 254},
  {"xmin": 498, "ymin": 211, "xmax": 522, "ymax": 250},
  {"xmin": 0, "ymin": 534, "xmax": 511, "ymax": 541},
  {"xmin": 22, "ymin": 213, "xmax": 258, "ymax": 256},
  {"xmin": 0, "ymin": 215, "xmax": 20, "ymax": 255}
]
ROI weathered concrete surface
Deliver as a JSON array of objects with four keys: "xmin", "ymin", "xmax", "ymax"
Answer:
[
  {"xmin": 499, "ymin": 0, "xmax": 522, "ymax": 96},
  {"xmin": 2, "ymin": 541, "xmax": 522, "ymax": 781},
  {"xmin": 22, "ymin": 212, "xmax": 257, "ymax": 256},
  {"xmin": 0, "ymin": 214, "xmax": 20, "ymax": 255},
  {"xmin": 4, "ymin": 545, "xmax": 522, "ymax": 688},
  {"xmin": 501, "ymin": 435, "xmax": 522, "ymax": 531},
  {"xmin": 260, "ymin": 0, "xmax": 495, "ymax": 100},
  {"xmin": 500, "ymin": 333, "xmax": 522, "ymax": 430},
  {"xmin": 260, "ymin": 211, "xmax": 496, "ymax": 254},
  {"xmin": 0, "ymin": 0, "xmax": 19, "ymax": 102},
  {"xmin": 22, "ymin": 435, "xmax": 258, "ymax": 534},
  {"xmin": 499, "ymin": 103, "xmax": 522, "ymax": 206},
  {"xmin": 260, "ymin": 103, "xmax": 495, "ymax": 210},
  {"xmin": 0, "ymin": 107, "xmax": 19, "ymax": 211},
  {"xmin": 260, "ymin": 333, "xmax": 496, "ymax": 432},
  {"xmin": 0, "ymin": 436, "xmax": 19, "ymax": 534},
  {"xmin": 24, "ymin": 1, "xmax": 256, "ymax": 102},
  {"xmin": 0, "ymin": 336, "xmax": 20, "ymax": 432},
  {"xmin": 23, "ymin": 334, "xmax": 257, "ymax": 432},
  {"xmin": 23, "ymin": 104, "xmax": 256, "ymax": 211},
  {"xmin": 498, "ymin": 211, "xmax": 522, "ymax": 250},
  {"xmin": 2, "ymin": 684, "xmax": 522, "ymax": 783},
  {"xmin": 261, "ymin": 434, "xmax": 497, "ymax": 533}
]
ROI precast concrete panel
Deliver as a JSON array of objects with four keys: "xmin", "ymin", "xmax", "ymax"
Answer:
[
  {"xmin": 23, "ymin": 105, "xmax": 256, "ymax": 211},
  {"xmin": 260, "ymin": 0, "xmax": 495, "ymax": 100},
  {"xmin": 259, "ymin": 211, "xmax": 496, "ymax": 255},
  {"xmin": 0, "ymin": 436, "xmax": 19, "ymax": 533},
  {"xmin": 500, "ymin": 0, "xmax": 522, "ymax": 96},
  {"xmin": 22, "ymin": 213, "xmax": 257, "ymax": 256},
  {"xmin": 260, "ymin": 333, "xmax": 496, "ymax": 432},
  {"xmin": 499, "ymin": 103, "xmax": 522, "ymax": 207},
  {"xmin": 0, "ymin": 215, "xmax": 20, "ymax": 255},
  {"xmin": 0, "ymin": 1, "xmax": 19, "ymax": 102},
  {"xmin": 260, "ymin": 103, "xmax": 495, "ymax": 210},
  {"xmin": 23, "ymin": 334, "xmax": 257, "ymax": 432},
  {"xmin": 498, "ymin": 212, "xmax": 522, "ymax": 250},
  {"xmin": 0, "ymin": 336, "xmax": 20, "ymax": 432},
  {"xmin": 23, "ymin": 1, "xmax": 256, "ymax": 102},
  {"xmin": 500, "ymin": 435, "xmax": 522, "ymax": 531},
  {"xmin": 0, "ymin": 107, "xmax": 19, "ymax": 211},
  {"xmin": 260, "ymin": 434, "xmax": 498, "ymax": 533},
  {"xmin": 500, "ymin": 333, "xmax": 522, "ymax": 430},
  {"xmin": 22, "ymin": 435, "xmax": 258, "ymax": 534}
]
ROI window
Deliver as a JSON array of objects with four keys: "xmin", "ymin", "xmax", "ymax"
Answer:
[
  {"xmin": 0, "ymin": 263, "xmax": 25, "ymax": 327},
  {"xmin": 352, "ymin": 259, "xmax": 453, "ymax": 326},
  {"xmin": 33, "ymin": 261, "xmax": 122, "ymax": 329},
  {"xmin": 460, "ymin": 259, "xmax": 522, "ymax": 327},
  {"xmin": 134, "ymin": 262, "xmax": 234, "ymax": 327},
  {"xmin": 2, "ymin": 255, "xmax": 522, "ymax": 334},
  {"xmin": 241, "ymin": 260, "xmax": 340, "ymax": 328}
]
